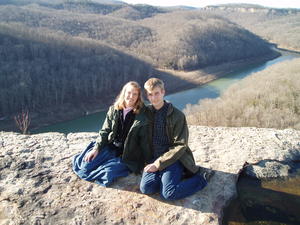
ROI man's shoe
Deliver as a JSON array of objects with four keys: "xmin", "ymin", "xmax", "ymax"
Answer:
[
  {"xmin": 203, "ymin": 170, "xmax": 215, "ymax": 182},
  {"xmin": 198, "ymin": 167, "xmax": 215, "ymax": 182}
]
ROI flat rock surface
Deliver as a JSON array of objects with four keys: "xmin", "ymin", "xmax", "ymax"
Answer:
[{"xmin": 0, "ymin": 126, "xmax": 299, "ymax": 225}]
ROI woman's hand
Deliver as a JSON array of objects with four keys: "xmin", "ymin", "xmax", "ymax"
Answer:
[
  {"xmin": 84, "ymin": 146, "xmax": 99, "ymax": 162},
  {"xmin": 144, "ymin": 163, "xmax": 158, "ymax": 173}
]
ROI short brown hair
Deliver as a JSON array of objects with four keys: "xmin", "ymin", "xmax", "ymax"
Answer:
[{"xmin": 144, "ymin": 78, "xmax": 165, "ymax": 92}]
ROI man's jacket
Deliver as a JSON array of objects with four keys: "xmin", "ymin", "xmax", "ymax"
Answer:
[{"xmin": 142, "ymin": 103, "xmax": 199, "ymax": 174}]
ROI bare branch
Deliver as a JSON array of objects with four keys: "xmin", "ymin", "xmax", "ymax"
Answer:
[{"xmin": 14, "ymin": 110, "xmax": 31, "ymax": 134}]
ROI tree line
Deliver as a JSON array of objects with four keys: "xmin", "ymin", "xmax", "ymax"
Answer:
[{"xmin": 184, "ymin": 58, "xmax": 300, "ymax": 130}]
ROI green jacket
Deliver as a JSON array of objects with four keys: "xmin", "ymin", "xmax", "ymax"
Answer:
[
  {"xmin": 95, "ymin": 105, "xmax": 147, "ymax": 174},
  {"xmin": 142, "ymin": 103, "xmax": 199, "ymax": 174}
]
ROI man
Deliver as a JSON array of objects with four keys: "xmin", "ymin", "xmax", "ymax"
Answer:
[{"xmin": 140, "ymin": 78, "xmax": 214, "ymax": 200}]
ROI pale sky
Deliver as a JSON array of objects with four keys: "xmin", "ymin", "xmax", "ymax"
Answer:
[{"xmin": 122, "ymin": 0, "xmax": 300, "ymax": 9}]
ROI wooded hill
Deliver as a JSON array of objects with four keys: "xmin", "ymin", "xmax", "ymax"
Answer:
[
  {"xmin": 184, "ymin": 58, "xmax": 300, "ymax": 130},
  {"xmin": 0, "ymin": 2, "xmax": 274, "ymax": 70},
  {"xmin": 0, "ymin": 0, "xmax": 285, "ymax": 129},
  {"xmin": 203, "ymin": 4, "xmax": 300, "ymax": 51},
  {"xmin": 0, "ymin": 24, "xmax": 153, "ymax": 118}
]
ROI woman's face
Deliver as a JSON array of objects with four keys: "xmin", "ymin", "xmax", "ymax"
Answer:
[{"xmin": 124, "ymin": 85, "xmax": 139, "ymax": 108}]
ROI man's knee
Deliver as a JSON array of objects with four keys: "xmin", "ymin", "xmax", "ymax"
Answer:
[
  {"xmin": 161, "ymin": 188, "xmax": 177, "ymax": 201},
  {"xmin": 140, "ymin": 183, "xmax": 157, "ymax": 195}
]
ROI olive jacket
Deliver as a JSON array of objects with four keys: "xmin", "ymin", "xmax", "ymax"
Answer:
[
  {"xmin": 142, "ymin": 103, "xmax": 199, "ymax": 174},
  {"xmin": 95, "ymin": 105, "xmax": 147, "ymax": 173}
]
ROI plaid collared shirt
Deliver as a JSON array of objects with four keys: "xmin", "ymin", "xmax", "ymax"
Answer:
[{"xmin": 152, "ymin": 102, "xmax": 170, "ymax": 159}]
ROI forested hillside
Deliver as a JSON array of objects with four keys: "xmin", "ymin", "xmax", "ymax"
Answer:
[
  {"xmin": 204, "ymin": 4, "xmax": 300, "ymax": 51},
  {"xmin": 138, "ymin": 11, "xmax": 274, "ymax": 70},
  {"xmin": 184, "ymin": 58, "xmax": 300, "ymax": 130},
  {"xmin": 0, "ymin": 24, "xmax": 153, "ymax": 118},
  {"xmin": 0, "ymin": 3, "xmax": 275, "ymax": 70},
  {"xmin": 0, "ymin": 5, "xmax": 155, "ymax": 49},
  {"xmin": 0, "ymin": 0, "xmax": 281, "ymax": 131}
]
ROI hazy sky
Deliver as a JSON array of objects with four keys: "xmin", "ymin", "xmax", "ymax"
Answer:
[{"xmin": 122, "ymin": 0, "xmax": 300, "ymax": 9}]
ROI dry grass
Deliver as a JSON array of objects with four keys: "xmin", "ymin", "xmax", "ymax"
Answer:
[{"xmin": 184, "ymin": 58, "xmax": 300, "ymax": 130}]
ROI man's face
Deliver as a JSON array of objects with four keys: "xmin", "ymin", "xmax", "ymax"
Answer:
[{"xmin": 146, "ymin": 87, "xmax": 165, "ymax": 109}]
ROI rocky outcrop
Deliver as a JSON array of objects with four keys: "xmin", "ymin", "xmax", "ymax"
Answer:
[
  {"xmin": 204, "ymin": 5, "xmax": 300, "ymax": 15},
  {"xmin": 0, "ymin": 126, "xmax": 299, "ymax": 225}
]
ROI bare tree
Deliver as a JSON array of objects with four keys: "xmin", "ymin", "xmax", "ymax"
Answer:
[{"xmin": 14, "ymin": 110, "xmax": 31, "ymax": 134}]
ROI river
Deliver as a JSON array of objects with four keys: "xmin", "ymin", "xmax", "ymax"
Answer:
[{"xmin": 32, "ymin": 50, "xmax": 299, "ymax": 134}]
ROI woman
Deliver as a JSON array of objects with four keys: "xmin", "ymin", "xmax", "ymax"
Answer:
[{"xmin": 72, "ymin": 81, "xmax": 146, "ymax": 186}]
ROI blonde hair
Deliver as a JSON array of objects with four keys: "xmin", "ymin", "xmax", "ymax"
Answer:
[
  {"xmin": 114, "ymin": 81, "xmax": 143, "ymax": 114},
  {"xmin": 144, "ymin": 78, "xmax": 165, "ymax": 92}
]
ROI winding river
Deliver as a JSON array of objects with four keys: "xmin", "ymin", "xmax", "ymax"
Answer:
[{"xmin": 32, "ymin": 49, "xmax": 299, "ymax": 134}]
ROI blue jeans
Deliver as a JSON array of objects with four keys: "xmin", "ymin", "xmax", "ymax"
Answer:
[
  {"xmin": 72, "ymin": 141, "xmax": 130, "ymax": 187},
  {"xmin": 140, "ymin": 161, "xmax": 207, "ymax": 200}
]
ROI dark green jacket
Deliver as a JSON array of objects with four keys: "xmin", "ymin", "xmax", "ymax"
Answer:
[
  {"xmin": 142, "ymin": 103, "xmax": 199, "ymax": 174},
  {"xmin": 95, "ymin": 105, "xmax": 147, "ymax": 173}
]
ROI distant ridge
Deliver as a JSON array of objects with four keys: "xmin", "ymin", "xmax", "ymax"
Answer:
[
  {"xmin": 205, "ymin": 3, "xmax": 300, "ymax": 11},
  {"xmin": 92, "ymin": 0, "xmax": 126, "ymax": 5},
  {"xmin": 204, "ymin": 4, "xmax": 300, "ymax": 51},
  {"xmin": 163, "ymin": 5, "xmax": 197, "ymax": 10},
  {"xmin": 206, "ymin": 3, "xmax": 268, "ymax": 9}
]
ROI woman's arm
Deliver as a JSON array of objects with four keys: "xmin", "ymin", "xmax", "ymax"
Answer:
[
  {"xmin": 95, "ymin": 106, "xmax": 114, "ymax": 150},
  {"xmin": 84, "ymin": 107, "xmax": 114, "ymax": 162}
]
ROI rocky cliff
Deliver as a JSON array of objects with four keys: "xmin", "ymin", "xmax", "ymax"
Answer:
[{"xmin": 1, "ymin": 126, "xmax": 300, "ymax": 225}]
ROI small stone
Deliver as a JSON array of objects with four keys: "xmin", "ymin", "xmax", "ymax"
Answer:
[{"xmin": 17, "ymin": 199, "xmax": 26, "ymax": 208}]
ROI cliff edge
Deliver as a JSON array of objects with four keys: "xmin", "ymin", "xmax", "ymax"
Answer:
[{"xmin": 0, "ymin": 126, "xmax": 299, "ymax": 225}]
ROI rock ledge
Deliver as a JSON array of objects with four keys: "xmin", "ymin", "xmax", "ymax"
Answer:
[{"xmin": 0, "ymin": 126, "xmax": 299, "ymax": 225}]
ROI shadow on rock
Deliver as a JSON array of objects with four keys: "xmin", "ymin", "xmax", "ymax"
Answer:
[
  {"xmin": 107, "ymin": 167, "xmax": 238, "ymax": 216},
  {"xmin": 223, "ymin": 160, "xmax": 300, "ymax": 225}
]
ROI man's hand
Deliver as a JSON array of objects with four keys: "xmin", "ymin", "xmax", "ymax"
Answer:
[
  {"xmin": 144, "ymin": 163, "xmax": 158, "ymax": 173},
  {"xmin": 84, "ymin": 147, "xmax": 99, "ymax": 162}
]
